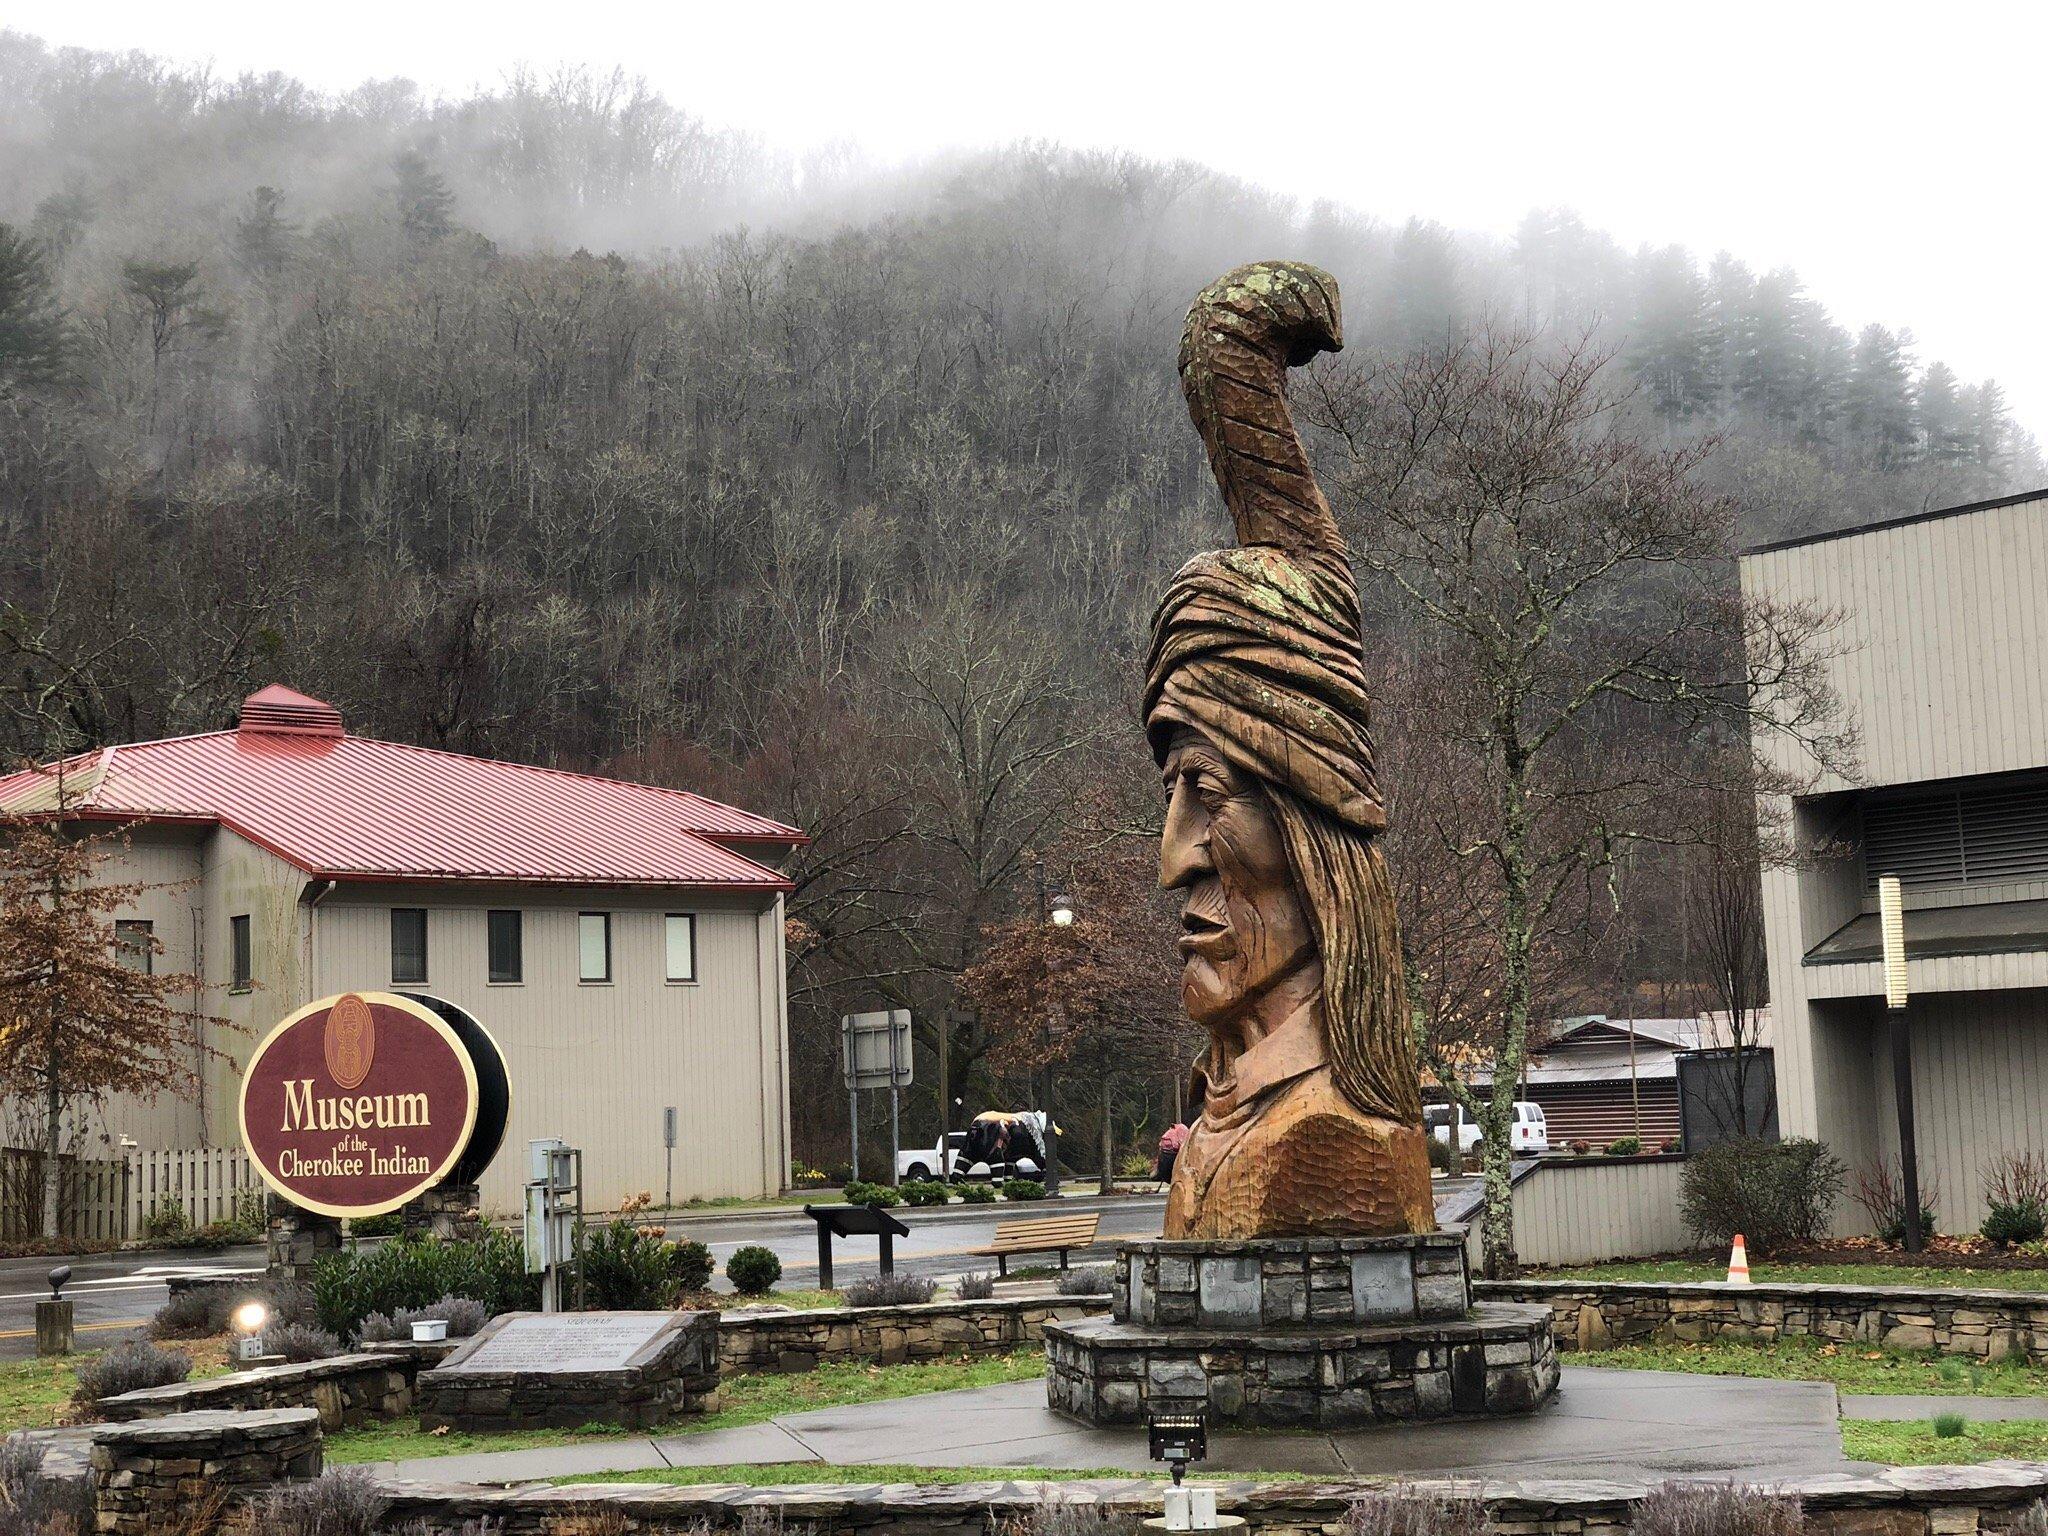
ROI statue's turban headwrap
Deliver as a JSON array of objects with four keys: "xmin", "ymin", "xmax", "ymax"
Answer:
[
  {"xmin": 1142, "ymin": 261, "xmax": 1384, "ymax": 832},
  {"xmin": 1145, "ymin": 545, "xmax": 1383, "ymax": 831}
]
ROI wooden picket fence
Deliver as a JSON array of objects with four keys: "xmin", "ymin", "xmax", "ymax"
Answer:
[
  {"xmin": 127, "ymin": 1146, "xmax": 263, "ymax": 1236},
  {"xmin": 0, "ymin": 1148, "xmax": 128, "ymax": 1243}
]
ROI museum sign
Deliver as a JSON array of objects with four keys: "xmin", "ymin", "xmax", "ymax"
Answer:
[{"xmin": 240, "ymin": 991, "xmax": 506, "ymax": 1218}]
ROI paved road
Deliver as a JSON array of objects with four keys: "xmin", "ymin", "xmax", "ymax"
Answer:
[
  {"xmin": 0, "ymin": 1247, "xmax": 264, "ymax": 1361},
  {"xmin": 666, "ymin": 1175, "xmax": 1484, "ymax": 1292}
]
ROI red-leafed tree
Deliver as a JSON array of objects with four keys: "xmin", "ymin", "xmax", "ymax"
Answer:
[{"xmin": 0, "ymin": 770, "xmax": 225, "ymax": 1237}]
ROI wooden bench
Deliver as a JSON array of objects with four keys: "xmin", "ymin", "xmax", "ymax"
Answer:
[{"xmin": 970, "ymin": 1212, "xmax": 1101, "ymax": 1277}]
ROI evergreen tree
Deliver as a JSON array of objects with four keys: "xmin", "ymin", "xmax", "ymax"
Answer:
[
  {"xmin": 1917, "ymin": 361, "xmax": 1971, "ymax": 466},
  {"xmin": 1699, "ymin": 252, "xmax": 1756, "ymax": 421},
  {"xmin": 1844, "ymin": 324, "xmax": 1919, "ymax": 471},
  {"xmin": 0, "ymin": 223, "xmax": 66, "ymax": 389},
  {"xmin": 1625, "ymin": 245, "xmax": 1712, "ymax": 419},
  {"xmin": 392, "ymin": 150, "xmax": 457, "ymax": 246},
  {"xmin": 1964, "ymin": 380, "xmax": 2012, "ymax": 473},
  {"xmin": 231, "ymin": 185, "xmax": 298, "ymax": 282}
]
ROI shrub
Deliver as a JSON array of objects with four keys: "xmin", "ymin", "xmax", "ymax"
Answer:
[
  {"xmin": 1055, "ymin": 1266, "xmax": 1114, "ymax": 1296},
  {"xmin": 957, "ymin": 1182, "xmax": 996, "ymax": 1203},
  {"xmin": 260, "ymin": 1321, "xmax": 344, "ymax": 1362},
  {"xmin": 244, "ymin": 1466, "xmax": 386, "ymax": 1536},
  {"xmin": 1982, "ymin": 1151, "xmax": 2048, "ymax": 1246},
  {"xmin": 842, "ymin": 1180, "xmax": 900, "ymax": 1208},
  {"xmin": 74, "ymin": 1339, "xmax": 191, "ymax": 1404},
  {"xmin": 1678, "ymin": 1136, "xmax": 1845, "ymax": 1254},
  {"xmin": 1852, "ymin": 1156, "xmax": 1940, "ymax": 1244},
  {"xmin": 1117, "ymin": 1148, "xmax": 1153, "ymax": 1177},
  {"xmin": 1659, "ymin": 1136, "xmax": 1682, "ymax": 1154},
  {"xmin": 357, "ymin": 1296, "xmax": 487, "ymax": 1343},
  {"xmin": 1001, "ymin": 1499, "xmax": 1141, "ymax": 1536},
  {"xmin": 899, "ymin": 1179, "xmax": 950, "ymax": 1207},
  {"xmin": 726, "ymin": 1245, "xmax": 783, "ymax": 1296},
  {"xmin": 1631, "ymin": 1481, "xmax": 1803, "ymax": 1536},
  {"xmin": 348, "ymin": 1210, "xmax": 404, "ymax": 1240},
  {"xmin": 1425, "ymin": 1135, "xmax": 1457, "ymax": 1174},
  {"xmin": 1606, "ymin": 1136, "xmax": 1642, "ymax": 1157},
  {"xmin": 1568, "ymin": 1139, "xmax": 1592, "ymax": 1156},
  {"xmin": 0, "ymin": 1435, "xmax": 94, "ymax": 1536},
  {"xmin": 1002, "ymin": 1178, "xmax": 1047, "ymax": 1201},
  {"xmin": 139, "ymin": 1199, "xmax": 189, "ymax": 1245},
  {"xmin": 840, "ymin": 1271, "xmax": 937, "ymax": 1307},
  {"xmin": 955, "ymin": 1270, "xmax": 997, "ymax": 1300},
  {"xmin": 581, "ymin": 1219, "xmax": 714, "ymax": 1309},
  {"xmin": 1984, "ymin": 1202, "xmax": 2048, "ymax": 1247},
  {"xmin": 1932, "ymin": 1410, "xmax": 1968, "ymax": 1438},
  {"xmin": 1345, "ymin": 1486, "xmax": 1487, "ymax": 1536},
  {"xmin": 311, "ymin": 1231, "xmax": 536, "ymax": 1340},
  {"xmin": 149, "ymin": 1287, "xmax": 231, "ymax": 1340}
]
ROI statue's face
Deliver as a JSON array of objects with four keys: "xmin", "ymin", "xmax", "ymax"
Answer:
[{"xmin": 1159, "ymin": 728, "xmax": 1318, "ymax": 1029}]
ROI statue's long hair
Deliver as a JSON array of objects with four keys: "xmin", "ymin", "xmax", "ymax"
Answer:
[{"xmin": 1261, "ymin": 783, "xmax": 1421, "ymax": 1124}]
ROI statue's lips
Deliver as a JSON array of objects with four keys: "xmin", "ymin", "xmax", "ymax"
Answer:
[{"xmin": 1179, "ymin": 909, "xmax": 1234, "ymax": 959}]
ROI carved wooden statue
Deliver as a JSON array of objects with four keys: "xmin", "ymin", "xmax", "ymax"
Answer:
[{"xmin": 1147, "ymin": 262, "xmax": 1436, "ymax": 1239}]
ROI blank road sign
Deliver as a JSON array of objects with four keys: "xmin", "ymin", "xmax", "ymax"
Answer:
[{"xmin": 842, "ymin": 1009, "xmax": 913, "ymax": 1089}]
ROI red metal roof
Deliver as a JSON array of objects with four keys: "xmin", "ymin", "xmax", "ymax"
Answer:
[{"xmin": 0, "ymin": 689, "xmax": 802, "ymax": 892}]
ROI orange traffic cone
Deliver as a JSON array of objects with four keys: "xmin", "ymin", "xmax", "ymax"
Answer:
[{"xmin": 1726, "ymin": 1233, "xmax": 1752, "ymax": 1285}]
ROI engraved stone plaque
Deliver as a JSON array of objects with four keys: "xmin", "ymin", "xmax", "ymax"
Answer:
[{"xmin": 446, "ymin": 1312, "xmax": 672, "ymax": 1374}]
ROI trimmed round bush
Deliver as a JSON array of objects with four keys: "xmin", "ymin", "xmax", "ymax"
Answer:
[
  {"xmin": 957, "ymin": 1183, "xmax": 996, "ymax": 1204},
  {"xmin": 1983, "ymin": 1201, "xmax": 2047, "ymax": 1247},
  {"xmin": 842, "ymin": 1180, "xmax": 901, "ymax": 1208},
  {"xmin": 1002, "ymin": 1178, "xmax": 1047, "ymax": 1201},
  {"xmin": 1606, "ymin": 1136, "xmax": 1643, "ymax": 1157},
  {"xmin": 726, "ymin": 1245, "xmax": 782, "ymax": 1296},
  {"xmin": 899, "ymin": 1179, "xmax": 950, "ymax": 1207}
]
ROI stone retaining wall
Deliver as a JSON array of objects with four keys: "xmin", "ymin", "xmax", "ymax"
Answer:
[
  {"xmin": 96, "ymin": 1347, "xmax": 437, "ymax": 1430},
  {"xmin": 1478, "ymin": 1278, "xmax": 2048, "ymax": 1360},
  {"xmin": 90, "ymin": 1408, "xmax": 321, "ymax": 1535},
  {"xmin": 716, "ymin": 1295, "xmax": 1111, "ymax": 1374},
  {"xmin": 375, "ymin": 1467, "xmax": 2048, "ymax": 1536}
]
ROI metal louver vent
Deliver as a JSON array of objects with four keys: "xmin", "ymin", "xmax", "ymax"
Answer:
[{"xmin": 1864, "ymin": 775, "xmax": 2048, "ymax": 889}]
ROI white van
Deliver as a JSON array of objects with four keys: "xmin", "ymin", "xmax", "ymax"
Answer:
[{"xmin": 1423, "ymin": 1101, "xmax": 1550, "ymax": 1156}]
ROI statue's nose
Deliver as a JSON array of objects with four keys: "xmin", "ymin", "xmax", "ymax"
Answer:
[{"xmin": 1159, "ymin": 783, "xmax": 1213, "ymax": 891}]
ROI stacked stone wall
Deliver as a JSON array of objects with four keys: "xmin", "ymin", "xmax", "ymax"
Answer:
[
  {"xmin": 1479, "ymin": 1278, "xmax": 2048, "ymax": 1360},
  {"xmin": 88, "ymin": 1408, "xmax": 320, "ymax": 1535},
  {"xmin": 95, "ymin": 1349, "xmax": 431, "ymax": 1430},
  {"xmin": 374, "ymin": 1469, "xmax": 2048, "ymax": 1536},
  {"xmin": 716, "ymin": 1296, "xmax": 1110, "ymax": 1374}
]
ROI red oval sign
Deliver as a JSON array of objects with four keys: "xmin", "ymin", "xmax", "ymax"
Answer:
[{"xmin": 240, "ymin": 991, "xmax": 480, "ymax": 1218}]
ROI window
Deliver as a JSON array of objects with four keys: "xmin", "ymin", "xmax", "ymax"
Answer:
[
  {"xmin": 391, "ymin": 908, "xmax": 428, "ymax": 985},
  {"xmin": 230, "ymin": 914, "xmax": 252, "ymax": 990},
  {"xmin": 664, "ymin": 913, "xmax": 697, "ymax": 983},
  {"xmin": 115, "ymin": 919, "xmax": 154, "ymax": 974},
  {"xmin": 578, "ymin": 912, "xmax": 611, "ymax": 983},
  {"xmin": 487, "ymin": 910, "xmax": 523, "ymax": 984}
]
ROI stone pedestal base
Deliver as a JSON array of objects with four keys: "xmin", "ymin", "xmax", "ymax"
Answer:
[
  {"xmin": 265, "ymin": 1197, "xmax": 341, "ymax": 1286},
  {"xmin": 1045, "ymin": 1231, "xmax": 1558, "ymax": 1428}
]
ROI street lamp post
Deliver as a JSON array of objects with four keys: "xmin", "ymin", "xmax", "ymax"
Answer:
[
  {"xmin": 1042, "ymin": 890, "xmax": 1074, "ymax": 1195},
  {"xmin": 1879, "ymin": 874, "xmax": 1923, "ymax": 1254}
]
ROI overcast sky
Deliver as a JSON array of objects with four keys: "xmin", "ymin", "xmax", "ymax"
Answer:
[{"xmin": 23, "ymin": 0, "xmax": 2048, "ymax": 426}]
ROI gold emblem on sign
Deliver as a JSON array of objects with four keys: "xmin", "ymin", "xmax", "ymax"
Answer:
[{"xmin": 324, "ymin": 992, "xmax": 376, "ymax": 1091}]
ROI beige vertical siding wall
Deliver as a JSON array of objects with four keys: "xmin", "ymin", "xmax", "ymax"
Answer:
[
  {"xmin": 311, "ymin": 886, "xmax": 788, "ymax": 1216},
  {"xmin": 1742, "ymin": 495, "xmax": 2048, "ymax": 1234},
  {"xmin": 1460, "ymin": 1158, "xmax": 1696, "ymax": 1269}
]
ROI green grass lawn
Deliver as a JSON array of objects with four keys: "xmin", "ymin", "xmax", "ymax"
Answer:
[
  {"xmin": 327, "ymin": 1349, "xmax": 1049, "ymax": 1465},
  {"xmin": 1542, "ymin": 1259, "xmax": 2048, "ymax": 1293},
  {"xmin": 0, "ymin": 1338, "xmax": 237, "ymax": 1433},
  {"xmin": 1575, "ymin": 1333, "xmax": 2048, "ymax": 1396},
  {"xmin": 1842, "ymin": 1418, "xmax": 2048, "ymax": 1465}
]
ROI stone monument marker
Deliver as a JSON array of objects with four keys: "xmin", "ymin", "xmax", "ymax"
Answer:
[{"xmin": 419, "ymin": 1309, "xmax": 718, "ymax": 1430}]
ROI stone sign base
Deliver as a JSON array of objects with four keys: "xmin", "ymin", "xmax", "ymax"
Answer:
[
  {"xmin": 419, "ymin": 1310, "xmax": 718, "ymax": 1431},
  {"xmin": 1044, "ymin": 1231, "xmax": 1558, "ymax": 1428}
]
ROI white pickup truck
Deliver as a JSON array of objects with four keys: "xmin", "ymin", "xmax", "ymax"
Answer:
[{"xmin": 895, "ymin": 1131, "xmax": 968, "ymax": 1181}]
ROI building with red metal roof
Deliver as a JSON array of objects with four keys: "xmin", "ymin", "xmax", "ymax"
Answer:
[{"xmin": 5, "ymin": 687, "xmax": 804, "ymax": 1216}]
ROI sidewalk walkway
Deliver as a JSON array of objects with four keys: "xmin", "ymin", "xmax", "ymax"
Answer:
[{"xmin": 377, "ymin": 1368, "xmax": 1855, "ymax": 1488}]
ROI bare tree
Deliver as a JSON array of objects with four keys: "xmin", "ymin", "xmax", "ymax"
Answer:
[{"xmin": 1307, "ymin": 328, "xmax": 1852, "ymax": 1277}]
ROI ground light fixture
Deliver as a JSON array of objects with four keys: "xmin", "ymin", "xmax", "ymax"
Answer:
[
  {"xmin": 233, "ymin": 1300, "xmax": 270, "ymax": 1362},
  {"xmin": 1879, "ymin": 873, "xmax": 1924, "ymax": 1253},
  {"xmin": 1148, "ymin": 1410, "xmax": 1220, "ymax": 1531}
]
